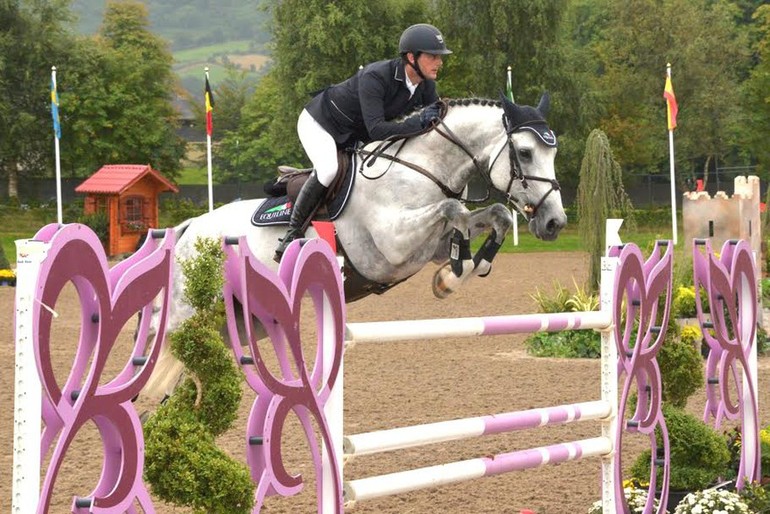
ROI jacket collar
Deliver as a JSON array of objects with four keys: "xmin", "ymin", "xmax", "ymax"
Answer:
[{"xmin": 394, "ymin": 58, "xmax": 406, "ymax": 82}]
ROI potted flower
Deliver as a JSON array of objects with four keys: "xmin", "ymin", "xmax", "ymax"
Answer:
[
  {"xmin": 672, "ymin": 488, "xmax": 750, "ymax": 514},
  {"xmin": 0, "ymin": 268, "xmax": 16, "ymax": 287}
]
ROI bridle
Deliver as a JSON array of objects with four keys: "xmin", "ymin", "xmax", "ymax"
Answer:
[
  {"xmin": 359, "ymin": 103, "xmax": 561, "ymax": 221},
  {"xmin": 487, "ymin": 113, "xmax": 562, "ymax": 220}
]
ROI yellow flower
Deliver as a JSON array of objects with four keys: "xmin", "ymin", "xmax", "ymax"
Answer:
[{"xmin": 0, "ymin": 268, "xmax": 15, "ymax": 279}]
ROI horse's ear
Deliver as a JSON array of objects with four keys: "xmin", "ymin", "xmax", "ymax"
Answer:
[
  {"xmin": 499, "ymin": 90, "xmax": 515, "ymax": 108},
  {"xmin": 537, "ymin": 91, "xmax": 551, "ymax": 117}
]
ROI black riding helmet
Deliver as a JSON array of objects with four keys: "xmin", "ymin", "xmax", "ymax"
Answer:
[
  {"xmin": 399, "ymin": 24, "xmax": 452, "ymax": 81},
  {"xmin": 398, "ymin": 23, "xmax": 453, "ymax": 56}
]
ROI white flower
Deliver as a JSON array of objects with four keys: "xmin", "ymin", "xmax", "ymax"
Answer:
[{"xmin": 672, "ymin": 489, "xmax": 750, "ymax": 514}]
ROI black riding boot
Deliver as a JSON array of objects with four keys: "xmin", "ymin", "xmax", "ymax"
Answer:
[{"xmin": 273, "ymin": 173, "xmax": 328, "ymax": 262}]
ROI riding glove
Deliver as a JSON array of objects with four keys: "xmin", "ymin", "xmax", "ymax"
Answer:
[{"xmin": 420, "ymin": 104, "xmax": 441, "ymax": 128}]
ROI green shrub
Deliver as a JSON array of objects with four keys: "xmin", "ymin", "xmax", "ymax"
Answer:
[
  {"xmin": 672, "ymin": 286, "xmax": 697, "ymax": 319},
  {"xmin": 659, "ymin": 322, "xmax": 703, "ymax": 409},
  {"xmin": 530, "ymin": 281, "xmax": 572, "ymax": 313},
  {"xmin": 0, "ymin": 244, "xmax": 9, "ymax": 269},
  {"xmin": 631, "ymin": 405, "xmax": 731, "ymax": 491},
  {"xmin": 738, "ymin": 481, "xmax": 770, "ymax": 513},
  {"xmin": 143, "ymin": 237, "xmax": 254, "ymax": 513},
  {"xmin": 78, "ymin": 211, "xmax": 109, "ymax": 245},
  {"xmin": 159, "ymin": 197, "xmax": 207, "ymax": 227},
  {"xmin": 525, "ymin": 330, "xmax": 601, "ymax": 358},
  {"xmin": 761, "ymin": 278, "xmax": 770, "ymax": 305}
]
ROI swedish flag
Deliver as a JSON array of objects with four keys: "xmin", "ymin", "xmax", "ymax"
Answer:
[{"xmin": 51, "ymin": 76, "xmax": 61, "ymax": 139}]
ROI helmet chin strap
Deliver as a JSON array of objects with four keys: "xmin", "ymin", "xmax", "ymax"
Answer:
[{"xmin": 407, "ymin": 53, "xmax": 426, "ymax": 81}]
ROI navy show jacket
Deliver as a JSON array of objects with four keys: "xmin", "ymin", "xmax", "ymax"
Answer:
[{"xmin": 305, "ymin": 57, "xmax": 439, "ymax": 146}]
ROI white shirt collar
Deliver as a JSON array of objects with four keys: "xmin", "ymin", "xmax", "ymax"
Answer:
[{"xmin": 404, "ymin": 70, "xmax": 417, "ymax": 98}]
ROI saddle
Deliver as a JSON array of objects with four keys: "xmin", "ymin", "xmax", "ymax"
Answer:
[{"xmin": 251, "ymin": 150, "xmax": 355, "ymax": 226}]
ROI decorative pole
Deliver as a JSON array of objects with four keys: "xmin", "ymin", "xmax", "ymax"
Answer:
[
  {"xmin": 664, "ymin": 63, "xmax": 678, "ymax": 245},
  {"xmin": 205, "ymin": 67, "xmax": 215, "ymax": 212},
  {"xmin": 51, "ymin": 66, "xmax": 63, "ymax": 224}
]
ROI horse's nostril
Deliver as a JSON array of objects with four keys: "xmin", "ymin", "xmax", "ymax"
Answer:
[{"xmin": 546, "ymin": 218, "xmax": 563, "ymax": 234}]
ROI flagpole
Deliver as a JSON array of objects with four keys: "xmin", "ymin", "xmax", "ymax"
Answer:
[
  {"xmin": 506, "ymin": 65, "xmax": 519, "ymax": 246},
  {"xmin": 205, "ymin": 67, "xmax": 214, "ymax": 212},
  {"xmin": 666, "ymin": 63, "xmax": 677, "ymax": 245},
  {"xmin": 52, "ymin": 67, "xmax": 63, "ymax": 224}
]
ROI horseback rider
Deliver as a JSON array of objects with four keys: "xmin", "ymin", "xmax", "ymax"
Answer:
[{"xmin": 273, "ymin": 23, "xmax": 453, "ymax": 262}]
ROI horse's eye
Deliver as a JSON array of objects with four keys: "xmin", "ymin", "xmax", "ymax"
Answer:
[{"xmin": 519, "ymin": 149, "xmax": 532, "ymax": 161}]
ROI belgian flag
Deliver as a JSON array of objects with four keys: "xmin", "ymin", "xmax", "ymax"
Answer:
[{"xmin": 205, "ymin": 75, "xmax": 214, "ymax": 136}]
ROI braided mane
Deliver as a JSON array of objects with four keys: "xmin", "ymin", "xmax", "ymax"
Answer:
[{"xmin": 444, "ymin": 98, "xmax": 502, "ymax": 108}]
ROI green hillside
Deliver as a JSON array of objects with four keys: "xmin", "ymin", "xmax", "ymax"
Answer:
[
  {"xmin": 70, "ymin": 0, "xmax": 270, "ymax": 51},
  {"xmin": 70, "ymin": 1, "xmax": 272, "ymax": 95}
]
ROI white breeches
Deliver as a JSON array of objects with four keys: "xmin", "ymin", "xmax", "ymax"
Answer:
[{"xmin": 297, "ymin": 109, "xmax": 339, "ymax": 187}]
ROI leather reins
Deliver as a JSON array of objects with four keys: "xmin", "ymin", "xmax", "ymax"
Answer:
[{"xmin": 357, "ymin": 103, "xmax": 561, "ymax": 220}]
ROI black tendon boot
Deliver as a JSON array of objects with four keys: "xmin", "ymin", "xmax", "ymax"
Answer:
[{"xmin": 273, "ymin": 173, "xmax": 328, "ymax": 262}]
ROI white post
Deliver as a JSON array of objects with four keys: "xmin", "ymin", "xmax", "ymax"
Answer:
[
  {"xmin": 52, "ymin": 67, "xmax": 63, "ymax": 225},
  {"xmin": 512, "ymin": 208, "xmax": 519, "ymax": 247},
  {"xmin": 322, "ymin": 292, "xmax": 343, "ymax": 511},
  {"xmin": 12, "ymin": 239, "xmax": 49, "ymax": 513},
  {"xmin": 600, "ymin": 219, "xmax": 621, "ymax": 513}
]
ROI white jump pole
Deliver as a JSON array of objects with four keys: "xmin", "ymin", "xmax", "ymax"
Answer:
[
  {"xmin": 344, "ymin": 437, "xmax": 612, "ymax": 503},
  {"xmin": 345, "ymin": 310, "xmax": 611, "ymax": 344},
  {"xmin": 344, "ymin": 400, "xmax": 611, "ymax": 457},
  {"xmin": 12, "ymin": 239, "xmax": 49, "ymax": 513}
]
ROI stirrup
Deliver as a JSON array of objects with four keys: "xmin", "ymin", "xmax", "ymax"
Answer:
[{"xmin": 273, "ymin": 232, "xmax": 300, "ymax": 263}]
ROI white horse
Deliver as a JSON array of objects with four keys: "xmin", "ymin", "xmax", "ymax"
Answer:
[{"xmin": 143, "ymin": 93, "xmax": 567, "ymax": 398}]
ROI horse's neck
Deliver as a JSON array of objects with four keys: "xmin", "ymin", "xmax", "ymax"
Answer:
[{"xmin": 418, "ymin": 107, "xmax": 502, "ymax": 191}]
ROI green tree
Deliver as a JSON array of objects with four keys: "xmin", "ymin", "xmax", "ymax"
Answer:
[
  {"xmin": 577, "ymin": 129, "xmax": 633, "ymax": 291},
  {"xmin": 434, "ymin": 0, "xmax": 594, "ymax": 189},
  {"xmin": 589, "ymin": 0, "xmax": 750, "ymax": 186},
  {"xmin": 743, "ymin": 4, "xmax": 770, "ymax": 177},
  {"xmin": 90, "ymin": 0, "xmax": 185, "ymax": 176},
  {"xmin": 218, "ymin": 0, "xmax": 427, "ymax": 182},
  {"xmin": 0, "ymin": 0, "xmax": 74, "ymax": 199}
]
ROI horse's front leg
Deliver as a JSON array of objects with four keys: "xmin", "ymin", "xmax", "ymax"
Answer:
[
  {"xmin": 467, "ymin": 203, "xmax": 514, "ymax": 278},
  {"xmin": 432, "ymin": 203, "xmax": 513, "ymax": 298}
]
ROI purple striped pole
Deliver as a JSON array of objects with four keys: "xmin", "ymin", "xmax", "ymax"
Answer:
[
  {"xmin": 344, "ymin": 400, "xmax": 610, "ymax": 457},
  {"xmin": 345, "ymin": 311, "xmax": 611, "ymax": 344},
  {"xmin": 344, "ymin": 437, "xmax": 611, "ymax": 503}
]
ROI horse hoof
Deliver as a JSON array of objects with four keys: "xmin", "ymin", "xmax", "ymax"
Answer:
[{"xmin": 432, "ymin": 269, "xmax": 453, "ymax": 299}]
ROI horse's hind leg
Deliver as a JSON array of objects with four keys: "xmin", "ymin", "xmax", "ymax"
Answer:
[{"xmin": 432, "ymin": 203, "xmax": 513, "ymax": 298}]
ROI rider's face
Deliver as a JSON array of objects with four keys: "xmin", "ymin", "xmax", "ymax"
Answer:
[{"xmin": 416, "ymin": 53, "xmax": 443, "ymax": 80}]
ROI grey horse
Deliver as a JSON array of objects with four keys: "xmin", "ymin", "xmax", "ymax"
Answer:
[{"xmin": 142, "ymin": 93, "xmax": 567, "ymax": 398}]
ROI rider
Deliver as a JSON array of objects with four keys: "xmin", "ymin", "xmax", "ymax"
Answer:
[{"xmin": 273, "ymin": 23, "xmax": 453, "ymax": 262}]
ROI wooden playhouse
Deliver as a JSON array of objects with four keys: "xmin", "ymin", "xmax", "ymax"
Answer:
[{"xmin": 75, "ymin": 164, "xmax": 178, "ymax": 256}]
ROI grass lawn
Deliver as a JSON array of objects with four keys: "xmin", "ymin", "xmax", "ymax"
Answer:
[
  {"xmin": 177, "ymin": 165, "xmax": 210, "ymax": 185},
  {"xmin": 174, "ymin": 40, "xmax": 254, "ymax": 62}
]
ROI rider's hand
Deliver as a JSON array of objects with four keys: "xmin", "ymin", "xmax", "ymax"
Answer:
[{"xmin": 420, "ymin": 104, "xmax": 441, "ymax": 128}]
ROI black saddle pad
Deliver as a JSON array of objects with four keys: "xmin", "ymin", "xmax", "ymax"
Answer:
[{"xmin": 251, "ymin": 153, "xmax": 357, "ymax": 227}]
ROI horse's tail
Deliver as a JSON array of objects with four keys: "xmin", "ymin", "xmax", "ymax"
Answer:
[{"xmin": 141, "ymin": 217, "xmax": 195, "ymax": 402}]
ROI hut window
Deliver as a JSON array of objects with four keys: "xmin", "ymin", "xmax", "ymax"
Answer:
[
  {"xmin": 122, "ymin": 195, "xmax": 146, "ymax": 231},
  {"xmin": 124, "ymin": 196, "xmax": 143, "ymax": 222}
]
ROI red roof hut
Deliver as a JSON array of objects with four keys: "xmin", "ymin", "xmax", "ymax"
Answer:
[{"xmin": 75, "ymin": 164, "xmax": 178, "ymax": 256}]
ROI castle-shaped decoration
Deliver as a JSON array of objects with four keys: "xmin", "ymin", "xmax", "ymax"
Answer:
[{"xmin": 682, "ymin": 175, "xmax": 761, "ymax": 260}]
